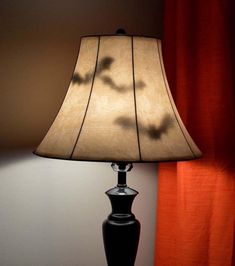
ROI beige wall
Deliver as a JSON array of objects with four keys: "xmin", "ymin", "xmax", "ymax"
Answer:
[
  {"xmin": 0, "ymin": 0, "xmax": 162, "ymax": 149},
  {"xmin": 0, "ymin": 1, "xmax": 162, "ymax": 265}
]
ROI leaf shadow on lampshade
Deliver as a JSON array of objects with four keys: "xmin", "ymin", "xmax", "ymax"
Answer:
[
  {"xmin": 114, "ymin": 113, "xmax": 174, "ymax": 140},
  {"xmin": 72, "ymin": 56, "xmax": 146, "ymax": 94},
  {"xmin": 72, "ymin": 56, "xmax": 114, "ymax": 85}
]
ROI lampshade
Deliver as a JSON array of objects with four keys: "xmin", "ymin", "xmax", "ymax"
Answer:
[{"xmin": 35, "ymin": 35, "xmax": 202, "ymax": 162}]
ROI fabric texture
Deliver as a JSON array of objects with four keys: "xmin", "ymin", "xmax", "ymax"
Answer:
[{"xmin": 155, "ymin": 0, "xmax": 235, "ymax": 265}]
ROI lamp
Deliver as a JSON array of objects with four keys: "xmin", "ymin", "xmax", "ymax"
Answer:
[{"xmin": 34, "ymin": 30, "xmax": 202, "ymax": 266}]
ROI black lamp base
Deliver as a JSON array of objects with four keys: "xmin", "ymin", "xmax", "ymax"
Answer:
[{"xmin": 102, "ymin": 163, "xmax": 140, "ymax": 266}]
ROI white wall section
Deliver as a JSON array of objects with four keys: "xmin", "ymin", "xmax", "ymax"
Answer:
[{"xmin": 0, "ymin": 150, "xmax": 157, "ymax": 266}]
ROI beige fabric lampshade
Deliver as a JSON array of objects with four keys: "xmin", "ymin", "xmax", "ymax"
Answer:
[{"xmin": 35, "ymin": 35, "xmax": 202, "ymax": 162}]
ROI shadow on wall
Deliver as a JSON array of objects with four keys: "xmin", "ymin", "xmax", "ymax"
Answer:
[{"xmin": 0, "ymin": 150, "xmax": 35, "ymax": 170}]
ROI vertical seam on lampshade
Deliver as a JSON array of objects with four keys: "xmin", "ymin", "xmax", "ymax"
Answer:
[
  {"xmin": 131, "ymin": 36, "xmax": 142, "ymax": 161},
  {"xmin": 156, "ymin": 40, "xmax": 196, "ymax": 158},
  {"xmin": 69, "ymin": 36, "xmax": 101, "ymax": 159}
]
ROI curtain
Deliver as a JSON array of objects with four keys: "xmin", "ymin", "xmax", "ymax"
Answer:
[{"xmin": 155, "ymin": 0, "xmax": 235, "ymax": 265}]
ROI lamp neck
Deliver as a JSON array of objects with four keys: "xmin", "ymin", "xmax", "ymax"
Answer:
[
  {"xmin": 111, "ymin": 162, "xmax": 133, "ymax": 187},
  {"xmin": 118, "ymin": 171, "xmax": 126, "ymax": 187},
  {"xmin": 116, "ymin": 28, "xmax": 126, "ymax": 35}
]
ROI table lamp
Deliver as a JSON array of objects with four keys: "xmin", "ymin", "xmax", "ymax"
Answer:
[{"xmin": 34, "ymin": 29, "xmax": 202, "ymax": 266}]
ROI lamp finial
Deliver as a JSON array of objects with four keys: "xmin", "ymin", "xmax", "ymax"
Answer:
[{"xmin": 116, "ymin": 28, "xmax": 126, "ymax": 35}]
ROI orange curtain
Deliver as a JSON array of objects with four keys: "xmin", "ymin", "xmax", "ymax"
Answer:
[{"xmin": 155, "ymin": 0, "xmax": 235, "ymax": 265}]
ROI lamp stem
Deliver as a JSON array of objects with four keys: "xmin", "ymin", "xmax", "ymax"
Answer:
[
  {"xmin": 102, "ymin": 163, "xmax": 140, "ymax": 266},
  {"xmin": 118, "ymin": 171, "xmax": 126, "ymax": 186}
]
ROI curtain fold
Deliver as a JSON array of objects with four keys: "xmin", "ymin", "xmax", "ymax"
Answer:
[{"xmin": 155, "ymin": 0, "xmax": 235, "ymax": 265}]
